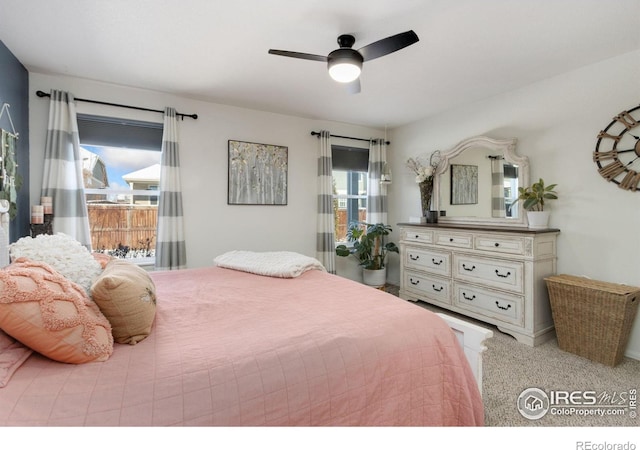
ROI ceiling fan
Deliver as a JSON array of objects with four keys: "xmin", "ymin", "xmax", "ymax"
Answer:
[{"xmin": 268, "ymin": 30, "xmax": 419, "ymax": 94}]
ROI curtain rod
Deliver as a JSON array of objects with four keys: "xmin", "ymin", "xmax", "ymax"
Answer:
[
  {"xmin": 310, "ymin": 131, "xmax": 390, "ymax": 145},
  {"xmin": 35, "ymin": 90, "xmax": 198, "ymax": 120}
]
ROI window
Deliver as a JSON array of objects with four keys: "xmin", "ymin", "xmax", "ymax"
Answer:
[
  {"xmin": 332, "ymin": 145, "xmax": 368, "ymax": 243},
  {"xmin": 503, "ymin": 164, "xmax": 519, "ymax": 217},
  {"xmin": 77, "ymin": 114, "xmax": 163, "ymax": 264}
]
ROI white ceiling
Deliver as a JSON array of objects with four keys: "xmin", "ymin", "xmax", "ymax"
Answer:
[{"xmin": 1, "ymin": 0, "xmax": 638, "ymax": 128}]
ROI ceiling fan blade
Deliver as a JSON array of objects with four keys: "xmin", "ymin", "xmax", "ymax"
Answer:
[
  {"xmin": 345, "ymin": 79, "xmax": 361, "ymax": 95},
  {"xmin": 357, "ymin": 30, "xmax": 419, "ymax": 62},
  {"xmin": 268, "ymin": 49, "xmax": 327, "ymax": 62}
]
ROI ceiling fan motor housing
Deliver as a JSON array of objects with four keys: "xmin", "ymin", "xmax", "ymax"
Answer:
[{"xmin": 336, "ymin": 34, "xmax": 356, "ymax": 48}]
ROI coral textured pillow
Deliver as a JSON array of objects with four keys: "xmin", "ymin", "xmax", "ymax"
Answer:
[
  {"xmin": 91, "ymin": 259, "xmax": 157, "ymax": 345},
  {"xmin": 0, "ymin": 258, "xmax": 113, "ymax": 364},
  {"xmin": 0, "ymin": 329, "xmax": 33, "ymax": 387},
  {"xmin": 9, "ymin": 233, "xmax": 103, "ymax": 294}
]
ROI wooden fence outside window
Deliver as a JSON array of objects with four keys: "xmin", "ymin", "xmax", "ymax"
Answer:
[{"xmin": 87, "ymin": 204, "xmax": 157, "ymax": 256}]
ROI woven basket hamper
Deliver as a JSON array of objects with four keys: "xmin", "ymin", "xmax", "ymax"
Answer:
[{"xmin": 544, "ymin": 274, "xmax": 639, "ymax": 367}]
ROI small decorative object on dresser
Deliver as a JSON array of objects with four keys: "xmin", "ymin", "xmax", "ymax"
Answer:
[
  {"xmin": 335, "ymin": 222, "xmax": 399, "ymax": 287},
  {"xmin": 406, "ymin": 151, "xmax": 441, "ymax": 219},
  {"xmin": 399, "ymin": 223, "xmax": 559, "ymax": 346},
  {"xmin": 517, "ymin": 178, "xmax": 558, "ymax": 229}
]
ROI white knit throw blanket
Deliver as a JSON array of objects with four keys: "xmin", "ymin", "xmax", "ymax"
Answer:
[{"xmin": 213, "ymin": 250, "xmax": 326, "ymax": 278}]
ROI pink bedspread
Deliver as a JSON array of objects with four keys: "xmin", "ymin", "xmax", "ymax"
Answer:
[{"xmin": 0, "ymin": 267, "xmax": 483, "ymax": 426}]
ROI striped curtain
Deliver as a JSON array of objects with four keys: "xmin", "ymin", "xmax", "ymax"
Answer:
[
  {"xmin": 366, "ymin": 138, "xmax": 387, "ymax": 224},
  {"xmin": 155, "ymin": 107, "xmax": 187, "ymax": 270},
  {"xmin": 491, "ymin": 158, "xmax": 506, "ymax": 218},
  {"xmin": 41, "ymin": 90, "xmax": 92, "ymax": 248},
  {"xmin": 316, "ymin": 130, "xmax": 335, "ymax": 274}
]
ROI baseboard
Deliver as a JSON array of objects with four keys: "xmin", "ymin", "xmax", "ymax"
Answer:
[{"xmin": 624, "ymin": 348, "xmax": 640, "ymax": 361}]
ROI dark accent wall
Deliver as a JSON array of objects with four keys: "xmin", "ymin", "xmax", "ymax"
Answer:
[{"xmin": 0, "ymin": 39, "xmax": 30, "ymax": 241}]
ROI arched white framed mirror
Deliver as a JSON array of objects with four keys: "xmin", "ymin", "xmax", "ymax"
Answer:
[{"xmin": 433, "ymin": 136, "xmax": 530, "ymax": 228}]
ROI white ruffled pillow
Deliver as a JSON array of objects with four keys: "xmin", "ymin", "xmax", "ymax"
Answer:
[{"xmin": 9, "ymin": 233, "xmax": 103, "ymax": 294}]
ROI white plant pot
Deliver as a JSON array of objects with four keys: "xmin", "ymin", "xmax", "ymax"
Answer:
[
  {"xmin": 527, "ymin": 211, "xmax": 550, "ymax": 229},
  {"xmin": 362, "ymin": 267, "xmax": 387, "ymax": 288}
]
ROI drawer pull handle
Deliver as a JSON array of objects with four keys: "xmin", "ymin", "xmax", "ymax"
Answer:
[
  {"xmin": 495, "ymin": 270, "xmax": 511, "ymax": 278},
  {"xmin": 495, "ymin": 301, "xmax": 512, "ymax": 311},
  {"xmin": 462, "ymin": 264, "xmax": 476, "ymax": 272},
  {"xmin": 462, "ymin": 292, "xmax": 476, "ymax": 301},
  {"xmin": 449, "ymin": 238, "xmax": 454, "ymax": 242},
  {"xmin": 409, "ymin": 278, "xmax": 420, "ymax": 286},
  {"xmin": 494, "ymin": 242, "xmax": 500, "ymax": 247},
  {"xmin": 431, "ymin": 258, "xmax": 443, "ymax": 266},
  {"xmin": 415, "ymin": 234, "xmax": 420, "ymax": 239},
  {"xmin": 409, "ymin": 254, "xmax": 420, "ymax": 261},
  {"xmin": 432, "ymin": 284, "xmax": 443, "ymax": 292}
]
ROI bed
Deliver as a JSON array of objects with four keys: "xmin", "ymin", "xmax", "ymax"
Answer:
[{"xmin": 0, "ymin": 242, "xmax": 490, "ymax": 427}]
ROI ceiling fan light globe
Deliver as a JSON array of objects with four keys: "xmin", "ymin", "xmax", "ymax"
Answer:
[
  {"xmin": 329, "ymin": 63, "xmax": 361, "ymax": 83},
  {"xmin": 327, "ymin": 48, "xmax": 363, "ymax": 83}
]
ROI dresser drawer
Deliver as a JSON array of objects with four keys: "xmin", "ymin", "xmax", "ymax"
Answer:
[
  {"xmin": 404, "ymin": 247, "xmax": 451, "ymax": 276},
  {"xmin": 453, "ymin": 254, "xmax": 524, "ymax": 293},
  {"xmin": 402, "ymin": 228, "xmax": 434, "ymax": 244},
  {"xmin": 453, "ymin": 282, "xmax": 524, "ymax": 326},
  {"xmin": 434, "ymin": 231, "xmax": 473, "ymax": 249},
  {"xmin": 403, "ymin": 270, "xmax": 451, "ymax": 304},
  {"xmin": 475, "ymin": 235, "xmax": 525, "ymax": 256}
]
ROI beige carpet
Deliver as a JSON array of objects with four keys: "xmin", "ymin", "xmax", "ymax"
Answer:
[
  {"xmin": 480, "ymin": 321, "xmax": 639, "ymax": 427},
  {"xmin": 386, "ymin": 286, "xmax": 639, "ymax": 427}
]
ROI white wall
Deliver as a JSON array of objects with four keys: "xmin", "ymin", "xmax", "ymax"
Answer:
[
  {"xmin": 387, "ymin": 50, "xmax": 640, "ymax": 359},
  {"xmin": 28, "ymin": 72, "xmax": 382, "ymax": 273}
]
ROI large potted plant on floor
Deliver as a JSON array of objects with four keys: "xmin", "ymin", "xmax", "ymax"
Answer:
[
  {"xmin": 517, "ymin": 178, "xmax": 558, "ymax": 229},
  {"xmin": 335, "ymin": 222, "xmax": 399, "ymax": 287}
]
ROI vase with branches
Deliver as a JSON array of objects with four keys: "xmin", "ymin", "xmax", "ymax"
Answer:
[{"xmin": 406, "ymin": 150, "xmax": 441, "ymax": 216}]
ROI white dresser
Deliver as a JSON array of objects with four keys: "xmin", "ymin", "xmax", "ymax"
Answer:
[{"xmin": 399, "ymin": 223, "xmax": 559, "ymax": 346}]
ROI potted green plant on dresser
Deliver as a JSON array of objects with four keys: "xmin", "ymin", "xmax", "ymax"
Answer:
[
  {"xmin": 517, "ymin": 178, "xmax": 558, "ymax": 229},
  {"xmin": 335, "ymin": 222, "xmax": 399, "ymax": 287}
]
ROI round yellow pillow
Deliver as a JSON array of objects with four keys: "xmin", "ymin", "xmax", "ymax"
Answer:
[{"xmin": 90, "ymin": 259, "xmax": 157, "ymax": 345}]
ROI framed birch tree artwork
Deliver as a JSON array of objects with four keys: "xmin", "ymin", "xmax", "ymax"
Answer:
[
  {"xmin": 228, "ymin": 140, "xmax": 288, "ymax": 205},
  {"xmin": 450, "ymin": 164, "xmax": 478, "ymax": 205}
]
